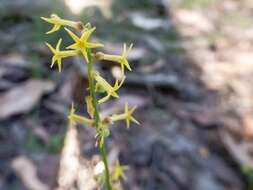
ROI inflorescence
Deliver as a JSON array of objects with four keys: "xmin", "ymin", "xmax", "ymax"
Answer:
[{"xmin": 42, "ymin": 14, "xmax": 139, "ymax": 190}]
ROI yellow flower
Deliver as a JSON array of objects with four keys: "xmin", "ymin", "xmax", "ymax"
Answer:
[
  {"xmin": 93, "ymin": 72, "xmax": 124, "ymax": 104},
  {"xmin": 111, "ymin": 160, "xmax": 128, "ymax": 182},
  {"xmin": 68, "ymin": 103, "xmax": 94, "ymax": 126},
  {"xmin": 46, "ymin": 38, "xmax": 78, "ymax": 72},
  {"xmin": 110, "ymin": 103, "xmax": 139, "ymax": 129},
  {"xmin": 41, "ymin": 14, "xmax": 83, "ymax": 34},
  {"xmin": 95, "ymin": 43, "xmax": 133, "ymax": 77},
  {"xmin": 95, "ymin": 123, "xmax": 110, "ymax": 147},
  {"xmin": 65, "ymin": 27, "xmax": 104, "ymax": 62}
]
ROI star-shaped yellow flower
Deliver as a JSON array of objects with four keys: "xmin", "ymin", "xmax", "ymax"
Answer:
[
  {"xmin": 95, "ymin": 43, "xmax": 133, "ymax": 77},
  {"xmin": 93, "ymin": 72, "xmax": 124, "ymax": 104},
  {"xmin": 110, "ymin": 103, "xmax": 139, "ymax": 129},
  {"xmin": 41, "ymin": 14, "xmax": 82, "ymax": 34},
  {"xmin": 111, "ymin": 160, "xmax": 129, "ymax": 182},
  {"xmin": 65, "ymin": 27, "xmax": 104, "ymax": 62},
  {"xmin": 46, "ymin": 38, "xmax": 78, "ymax": 72},
  {"xmin": 68, "ymin": 103, "xmax": 93, "ymax": 127}
]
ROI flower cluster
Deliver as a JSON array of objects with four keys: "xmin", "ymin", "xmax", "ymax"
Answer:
[{"xmin": 42, "ymin": 14, "xmax": 139, "ymax": 190}]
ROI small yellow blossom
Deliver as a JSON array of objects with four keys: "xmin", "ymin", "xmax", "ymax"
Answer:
[
  {"xmin": 110, "ymin": 103, "xmax": 139, "ymax": 129},
  {"xmin": 68, "ymin": 103, "xmax": 94, "ymax": 126},
  {"xmin": 111, "ymin": 160, "xmax": 129, "ymax": 182},
  {"xmin": 41, "ymin": 14, "xmax": 83, "ymax": 34},
  {"xmin": 93, "ymin": 72, "xmax": 124, "ymax": 104},
  {"xmin": 95, "ymin": 123, "xmax": 110, "ymax": 147},
  {"xmin": 65, "ymin": 27, "xmax": 104, "ymax": 62},
  {"xmin": 46, "ymin": 38, "xmax": 78, "ymax": 72},
  {"xmin": 95, "ymin": 44, "xmax": 133, "ymax": 77}
]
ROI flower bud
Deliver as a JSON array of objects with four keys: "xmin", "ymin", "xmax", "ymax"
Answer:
[{"xmin": 95, "ymin": 52, "xmax": 105, "ymax": 60}]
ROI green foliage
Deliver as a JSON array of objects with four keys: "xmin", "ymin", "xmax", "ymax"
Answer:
[
  {"xmin": 47, "ymin": 134, "xmax": 64, "ymax": 153},
  {"xmin": 242, "ymin": 165, "xmax": 253, "ymax": 190},
  {"xmin": 178, "ymin": 0, "xmax": 216, "ymax": 9},
  {"xmin": 223, "ymin": 13, "xmax": 253, "ymax": 29},
  {"xmin": 115, "ymin": 0, "xmax": 152, "ymax": 10},
  {"xmin": 32, "ymin": 16, "xmax": 46, "ymax": 43},
  {"xmin": 25, "ymin": 134, "xmax": 45, "ymax": 154},
  {"xmin": 29, "ymin": 55, "xmax": 44, "ymax": 79},
  {"xmin": 25, "ymin": 133, "xmax": 64, "ymax": 154}
]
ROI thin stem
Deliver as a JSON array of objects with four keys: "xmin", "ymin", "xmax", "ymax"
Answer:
[{"xmin": 86, "ymin": 49, "xmax": 112, "ymax": 190}]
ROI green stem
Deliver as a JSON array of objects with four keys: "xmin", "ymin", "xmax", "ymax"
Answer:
[{"xmin": 86, "ymin": 50, "xmax": 112, "ymax": 190}]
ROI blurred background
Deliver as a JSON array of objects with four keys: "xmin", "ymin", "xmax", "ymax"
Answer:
[{"xmin": 1, "ymin": 0, "xmax": 253, "ymax": 189}]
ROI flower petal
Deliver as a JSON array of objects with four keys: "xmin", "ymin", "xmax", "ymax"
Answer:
[
  {"xmin": 126, "ymin": 43, "xmax": 133, "ymax": 56},
  {"xmin": 56, "ymin": 38, "xmax": 62, "ymax": 51},
  {"xmin": 123, "ymin": 59, "xmax": 132, "ymax": 71},
  {"xmin": 86, "ymin": 42, "xmax": 104, "ymax": 48},
  {"xmin": 64, "ymin": 27, "xmax": 80, "ymax": 42},
  {"xmin": 131, "ymin": 116, "xmax": 140, "ymax": 125},
  {"xmin": 46, "ymin": 24, "xmax": 61, "ymax": 34},
  {"xmin": 66, "ymin": 43, "xmax": 79, "ymax": 50},
  {"xmin": 98, "ymin": 94, "xmax": 111, "ymax": 104},
  {"xmin": 57, "ymin": 58, "xmax": 62, "ymax": 72},
  {"xmin": 41, "ymin": 17, "xmax": 54, "ymax": 24},
  {"xmin": 46, "ymin": 42, "xmax": 56, "ymax": 54},
  {"xmin": 51, "ymin": 56, "xmax": 56, "ymax": 68},
  {"xmin": 81, "ymin": 49, "xmax": 89, "ymax": 62},
  {"xmin": 81, "ymin": 27, "xmax": 96, "ymax": 41}
]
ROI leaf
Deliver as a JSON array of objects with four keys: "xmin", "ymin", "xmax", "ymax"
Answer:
[
  {"xmin": 129, "ymin": 12, "xmax": 169, "ymax": 31},
  {"xmin": 11, "ymin": 156, "xmax": 50, "ymax": 190},
  {"xmin": 175, "ymin": 9, "xmax": 214, "ymax": 34},
  {"xmin": 57, "ymin": 124, "xmax": 80, "ymax": 189},
  {"xmin": 57, "ymin": 123, "xmax": 97, "ymax": 190},
  {"xmin": 0, "ymin": 79, "xmax": 55, "ymax": 119},
  {"xmin": 221, "ymin": 129, "xmax": 253, "ymax": 169}
]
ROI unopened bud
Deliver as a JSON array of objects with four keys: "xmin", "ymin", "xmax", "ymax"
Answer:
[
  {"xmin": 76, "ymin": 21, "xmax": 85, "ymax": 31},
  {"xmin": 103, "ymin": 117, "xmax": 113, "ymax": 125},
  {"xmin": 95, "ymin": 52, "xmax": 104, "ymax": 60}
]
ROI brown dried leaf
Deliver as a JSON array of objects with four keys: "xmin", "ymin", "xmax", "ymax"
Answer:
[
  {"xmin": 0, "ymin": 53, "xmax": 29, "ymax": 67},
  {"xmin": 221, "ymin": 129, "xmax": 253, "ymax": 169},
  {"xmin": 175, "ymin": 9, "xmax": 214, "ymax": 34},
  {"xmin": 57, "ymin": 125, "xmax": 80, "ymax": 189},
  {"xmin": 57, "ymin": 124, "xmax": 96, "ymax": 190},
  {"xmin": 242, "ymin": 114, "xmax": 253, "ymax": 140},
  {"xmin": 11, "ymin": 156, "xmax": 50, "ymax": 190},
  {"xmin": 0, "ymin": 80, "xmax": 55, "ymax": 119},
  {"xmin": 129, "ymin": 12, "xmax": 169, "ymax": 31}
]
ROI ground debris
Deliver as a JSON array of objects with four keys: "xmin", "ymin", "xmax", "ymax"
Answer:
[
  {"xmin": 57, "ymin": 124, "xmax": 96, "ymax": 190},
  {"xmin": 11, "ymin": 156, "xmax": 50, "ymax": 190},
  {"xmin": 0, "ymin": 79, "xmax": 55, "ymax": 120}
]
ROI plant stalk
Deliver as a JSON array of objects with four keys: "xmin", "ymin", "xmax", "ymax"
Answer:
[{"xmin": 86, "ymin": 50, "xmax": 112, "ymax": 190}]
